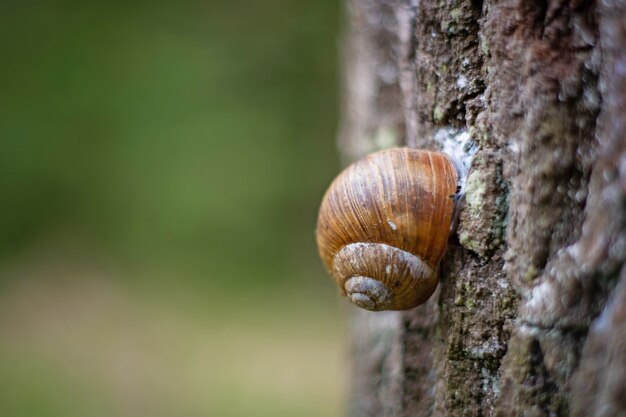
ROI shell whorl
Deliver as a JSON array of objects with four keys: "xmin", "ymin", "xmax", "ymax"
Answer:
[
  {"xmin": 334, "ymin": 243, "xmax": 436, "ymax": 310},
  {"xmin": 316, "ymin": 148, "xmax": 458, "ymax": 311}
]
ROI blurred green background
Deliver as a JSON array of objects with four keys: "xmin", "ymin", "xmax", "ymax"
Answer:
[{"xmin": 0, "ymin": 1, "xmax": 344, "ymax": 416}]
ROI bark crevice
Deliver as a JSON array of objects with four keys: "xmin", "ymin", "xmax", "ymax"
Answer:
[{"xmin": 340, "ymin": 1, "xmax": 626, "ymax": 416}]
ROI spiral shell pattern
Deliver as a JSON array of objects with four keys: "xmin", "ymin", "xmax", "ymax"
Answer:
[{"xmin": 316, "ymin": 148, "xmax": 458, "ymax": 311}]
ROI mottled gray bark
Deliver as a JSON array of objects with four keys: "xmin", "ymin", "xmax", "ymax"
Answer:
[{"xmin": 338, "ymin": 1, "xmax": 626, "ymax": 416}]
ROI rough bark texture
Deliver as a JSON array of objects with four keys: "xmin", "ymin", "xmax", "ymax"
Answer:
[{"xmin": 339, "ymin": 1, "xmax": 626, "ymax": 416}]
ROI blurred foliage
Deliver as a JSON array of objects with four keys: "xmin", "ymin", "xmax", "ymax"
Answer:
[
  {"xmin": 0, "ymin": 1, "xmax": 344, "ymax": 416},
  {"xmin": 0, "ymin": 0, "xmax": 340, "ymax": 292}
]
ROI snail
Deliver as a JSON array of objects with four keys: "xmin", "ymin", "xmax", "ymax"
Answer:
[{"xmin": 315, "ymin": 147, "xmax": 459, "ymax": 311}]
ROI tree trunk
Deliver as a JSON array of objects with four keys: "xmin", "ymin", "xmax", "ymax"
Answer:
[{"xmin": 338, "ymin": 1, "xmax": 626, "ymax": 416}]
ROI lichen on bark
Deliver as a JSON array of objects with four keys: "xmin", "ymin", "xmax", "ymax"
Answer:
[{"xmin": 338, "ymin": 1, "xmax": 626, "ymax": 416}]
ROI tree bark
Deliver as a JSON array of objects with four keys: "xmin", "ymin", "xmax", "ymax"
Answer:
[{"xmin": 338, "ymin": 1, "xmax": 626, "ymax": 416}]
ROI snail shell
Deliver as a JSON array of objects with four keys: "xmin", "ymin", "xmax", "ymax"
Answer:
[{"xmin": 316, "ymin": 148, "xmax": 458, "ymax": 311}]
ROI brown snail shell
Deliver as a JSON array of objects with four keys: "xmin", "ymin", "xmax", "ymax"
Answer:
[{"xmin": 315, "ymin": 148, "xmax": 458, "ymax": 311}]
